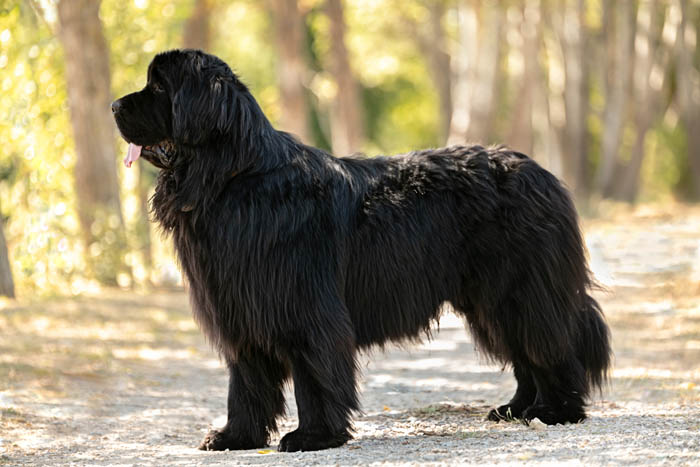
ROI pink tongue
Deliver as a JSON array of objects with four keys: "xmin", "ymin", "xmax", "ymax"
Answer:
[{"xmin": 124, "ymin": 143, "xmax": 142, "ymax": 168}]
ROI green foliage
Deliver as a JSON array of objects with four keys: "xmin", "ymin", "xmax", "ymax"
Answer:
[
  {"xmin": 0, "ymin": 0, "xmax": 696, "ymax": 297},
  {"xmin": 0, "ymin": 3, "xmax": 78, "ymax": 296}
]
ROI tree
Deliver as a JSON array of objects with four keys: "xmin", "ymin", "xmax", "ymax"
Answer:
[
  {"xmin": 597, "ymin": 0, "xmax": 636, "ymax": 196},
  {"xmin": 448, "ymin": 0, "xmax": 503, "ymax": 146},
  {"xmin": 325, "ymin": 0, "xmax": 364, "ymax": 156},
  {"xmin": 268, "ymin": 0, "xmax": 311, "ymax": 142},
  {"xmin": 613, "ymin": 0, "xmax": 678, "ymax": 201},
  {"xmin": 408, "ymin": 0, "xmax": 453, "ymax": 144},
  {"xmin": 676, "ymin": 0, "xmax": 700, "ymax": 199},
  {"xmin": 57, "ymin": 0, "xmax": 128, "ymax": 285},
  {"xmin": 183, "ymin": 0, "xmax": 212, "ymax": 51},
  {"xmin": 553, "ymin": 0, "xmax": 590, "ymax": 197},
  {"xmin": 0, "ymin": 215, "xmax": 14, "ymax": 298}
]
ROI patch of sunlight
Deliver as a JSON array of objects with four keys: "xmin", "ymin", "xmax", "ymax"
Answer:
[
  {"xmin": 393, "ymin": 357, "xmax": 450, "ymax": 371},
  {"xmin": 421, "ymin": 339, "xmax": 458, "ymax": 352},
  {"xmin": 203, "ymin": 358, "xmax": 222, "ymax": 369},
  {"xmin": 437, "ymin": 311, "xmax": 464, "ymax": 329},
  {"xmin": 148, "ymin": 308, "xmax": 169, "ymax": 323},
  {"xmin": 413, "ymin": 377, "xmax": 451, "ymax": 388},
  {"xmin": 0, "ymin": 391, "xmax": 14, "ymax": 408},
  {"xmin": 613, "ymin": 368, "xmax": 675, "ymax": 379},
  {"xmin": 473, "ymin": 381, "xmax": 500, "ymax": 390},
  {"xmin": 376, "ymin": 358, "xmax": 496, "ymax": 374},
  {"xmin": 638, "ymin": 300, "xmax": 674, "ymax": 314},
  {"xmin": 175, "ymin": 319, "xmax": 197, "ymax": 331},
  {"xmin": 368, "ymin": 373, "xmax": 393, "ymax": 385},
  {"xmin": 29, "ymin": 322, "xmax": 156, "ymax": 342},
  {"xmin": 70, "ymin": 278, "xmax": 102, "ymax": 296},
  {"xmin": 692, "ymin": 239, "xmax": 700, "ymax": 282},
  {"xmin": 111, "ymin": 347, "xmax": 194, "ymax": 361},
  {"xmin": 29, "ymin": 316, "xmax": 51, "ymax": 332}
]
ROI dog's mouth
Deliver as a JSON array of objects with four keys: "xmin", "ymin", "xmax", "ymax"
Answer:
[{"xmin": 124, "ymin": 140, "xmax": 175, "ymax": 169}]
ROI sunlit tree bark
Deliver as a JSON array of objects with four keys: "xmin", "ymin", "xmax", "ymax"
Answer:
[
  {"xmin": 268, "ymin": 0, "xmax": 311, "ymax": 142},
  {"xmin": 183, "ymin": 0, "xmax": 212, "ymax": 51},
  {"xmin": 410, "ymin": 0, "xmax": 452, "ymax": 144},
  {"xmin": 0, "ymin": 216, "xmax": 14, "ymax": 298},
  {"xmin": 325, "ymin": 0, "xmax": 364, "ymax": 156},
  {"xmin": 676, "ymin": 0, "xmax": 700, "ymax": 199},
  {"xmin": 554, "ymin": 0, "xmax": 590, "ymax": 198},
  {"xmin": 597, "ymin": 0, "xmax": 636, "ymax": 196},
  {"xmin": 448, "ymin": 0, "xmax": 502, "ymax": 146},
  {"xmin": 614, "ymin": 0, "xmax": 678, "ymax": 201},
  {"xmin": 506, "ymin": 1, "xmax": 538, "ymax": 157},
  {"xmin": 57, "ymin": 0, "xmax": 127, "ymax": 285}
]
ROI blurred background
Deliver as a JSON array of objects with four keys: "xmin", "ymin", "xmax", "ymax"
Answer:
[
  {"xmin": 1, "ymin": 2, "xmax": 700, "ymax": 462},
  {"xmin": 0, "ymin": 0, "xmax": 698, "ymax": 298}
]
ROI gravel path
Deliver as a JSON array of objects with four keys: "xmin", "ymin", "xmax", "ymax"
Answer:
[{"xmin": 2, "ymin": 210, "xmax": 700, "ymax": 465}]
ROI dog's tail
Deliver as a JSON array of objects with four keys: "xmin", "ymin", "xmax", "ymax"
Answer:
[
  {"xmin": 519, "ymin": 154, "xmax": 612, "ymax": 398},
  {"xmin": 484, "ymin": 148, "xmax": 612, "ymax": 398},
  {"xmin": 577, "ymin": 293, "xmax": 612, "ymax": 394}
]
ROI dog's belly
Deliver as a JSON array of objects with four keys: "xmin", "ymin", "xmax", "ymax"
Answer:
[{"xmin": 343, "ymin": 196, "xmax": 474, "ymax": 347}]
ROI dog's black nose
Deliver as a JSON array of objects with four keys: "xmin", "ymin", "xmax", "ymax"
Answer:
[{"xmin": 111, "ymin": 100, "xmax": 122, "ymax": 114}]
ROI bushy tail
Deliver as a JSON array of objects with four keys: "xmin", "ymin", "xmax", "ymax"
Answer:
[{"xmin": 578, "ymin": 293, "xmax": 612, "ymax": 395}]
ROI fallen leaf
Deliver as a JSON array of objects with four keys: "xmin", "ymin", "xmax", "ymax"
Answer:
[{"xmin": 528, "ymin": 418, "xmax": 547, "ymax": 431}]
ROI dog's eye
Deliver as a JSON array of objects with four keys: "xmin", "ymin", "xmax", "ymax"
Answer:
[{"xmin": 151, "ymin": 82, "xmax": 165, "ymax": 93}]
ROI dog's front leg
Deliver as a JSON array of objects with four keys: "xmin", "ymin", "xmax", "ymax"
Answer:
[
  {"xmin": 278, "ymin": 331, "xmax": 358, "ymax": 452},
  {"xmin": 199, "ymin": 351, "xmax": 288, "ymax": 451}
]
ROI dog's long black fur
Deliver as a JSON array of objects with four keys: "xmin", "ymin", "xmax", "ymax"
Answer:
[{"xmin": 113, "ymin": 49, "xmax": 611, "ymax": 452}]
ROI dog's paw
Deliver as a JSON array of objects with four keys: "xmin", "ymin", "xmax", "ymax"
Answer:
[
  {"xmin": 278, "ymin": 428, "xmax": 351, "ymax": 452},
  {"xmin": 486, "ymin": 404, "xmax": 524, "ymax": 422},
  {"xmin": 198, "ymin": 428, "xmax": 265, "ymax": 451},
  {"xmin": 521, "ymin": 404, "xmax": 586, "ymax": 426}
]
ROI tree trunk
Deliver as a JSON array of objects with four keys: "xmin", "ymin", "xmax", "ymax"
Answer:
[
  {"xmin": 57, "ymin": 0, "xmax": 127, "ymax": 285},
  {"xmin": 466, "ymin": 0, "xmax": 502, "ymax": 145},
  {"xmin": 411, "ymin": 0, "xmax": 452, "ymax": 144},
  {"xmin": 447, "ymin": 0, "xmax": 478, "ymax": 145},
  {"xmin": 268, "ymin": 0, "xmax": 311, "ymax": 142},
  {"xmin": 447, "ymin": 0, "xmax": 502, "ymax": 146},
  {"xmin": 520, "ymin": 0, "xmax": 563, "ymax": 178},
  {"xmin": 183, "ymin": 0, "xmax": 212, "ymax": 51},
  {"xmin": 676, "ymin": 0, "xmax": 700, "ymax": 199},
  {"xmin": 506, "ymin": 0, "xmax": 538, "ymax": 157},
  {"xmin": 325, "ymin": 0, "xmax": 364, "ymax": 156},
  {"xmin": 556, "ymin": 0, "xmax": 590, "ymax": 198},
  {"xmin": 0, "ymin": 216, "xmax": 14, "ymax": 298},
  {"xmin": 615, "ymin": 0, "xmax": 678, "ymax": 201},
  {"xmin": 598, "ymin": 0, "xmax": 635, "ymax": 196}
]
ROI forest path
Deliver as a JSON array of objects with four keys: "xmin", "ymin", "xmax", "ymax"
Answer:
[{"xmin": 2, "ymin": 208, "xmax": 699, "ymax": 465}]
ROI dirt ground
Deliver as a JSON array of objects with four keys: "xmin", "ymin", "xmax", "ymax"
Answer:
[{"xmin": 1, "ymin": 206, "xmax": 700, "ymax": 466}]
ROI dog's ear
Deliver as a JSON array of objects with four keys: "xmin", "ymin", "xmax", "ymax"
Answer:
[{"xmin": 172, "ymin": 71, "xmax": 233, "ymax": 145}]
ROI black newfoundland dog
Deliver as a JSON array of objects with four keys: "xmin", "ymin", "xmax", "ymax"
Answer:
[{"xmin": 112, "ymin": 49, "xmax": 611, "ymax": 452}]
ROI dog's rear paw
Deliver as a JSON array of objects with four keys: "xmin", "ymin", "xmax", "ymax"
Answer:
[
  {"xmin": 278, "ymin": 428, "xmax": 351, "ymax": 452},
  {"xmin": 521, "ymin": 404, "xmax": 586, "ymax": 426},
  {"xmin": 486, "ymin": 404, "xmax": 524, "ymax": 422},
  {"xmin": 198, "ymin": 428, "xmax": 265, "ymax": 451}
]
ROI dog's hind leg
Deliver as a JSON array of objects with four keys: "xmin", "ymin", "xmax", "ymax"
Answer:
[
  {"xmin": 521, "ymin": 356, "xmax": 588, "ymax": 425},
  {"xmin": 199, "ymin": 351, "xmax": 288, "ymax": 451},
  {"xmin": 278, "ymin": 322, "xmax": 358, "ymax": 452},
  {"xmin": 486, "ymin": 360, "xmax": 537, "ymax": 422},
  {"xmin": 455, "ymin": 302, "xmax": 537, "ymax": 422}
]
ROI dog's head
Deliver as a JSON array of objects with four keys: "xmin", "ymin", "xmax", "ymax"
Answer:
[{"xmin": 112, "ymin": 49, "xmax": 241, "ymax": 169}]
